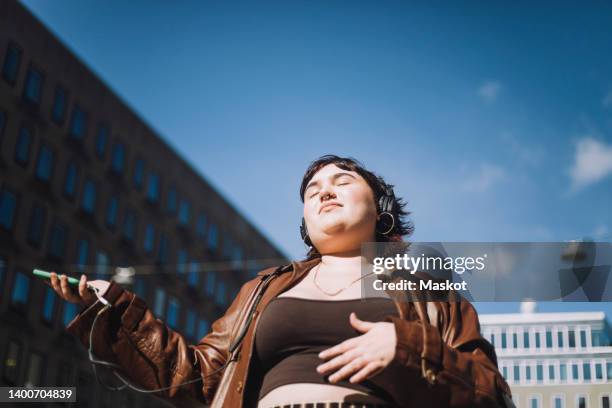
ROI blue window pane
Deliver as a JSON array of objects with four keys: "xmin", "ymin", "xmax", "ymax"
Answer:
[
  {"xmin": 178, "ymin": 200, "xmax": 191, "ymax": 226},
  {"xmin": 0, "ymin": 189, "xmax": 17, "ymax": 231},
  {"xmin": 95, "ymin": 125, "xmax": 108, "ymax": 159},
  {"xmin": 146, "ymin": 173, "xmax": 160, "ymax": 203},
  {"xmin": 133, "ymin": 278, "xmax": 145, "ymax": 298},
  {"xmin": 42, "ymin": 287, "xmax": 56, "ymax": 322},
  {"xmin": 560, "ymin": 364, "xmax": 567, "ymax": 381},
  {"xmin": 2, "ymin": 43, "xmax": 22, "ymax": 83},
  {"xmin": 549, "ymin": 365, "xmax": 555, "ymax": 380},
  {"xmin": 167, "ymin": 297, "xmax": 179, "ymax": 329},
  {"xmin": 583, "ymin": 362, "xmax": 591, "ymax": 380},
  {"xmin": 80, "ymin": 179, "xmax": 96, "ymax": 214},
  {"xmin": 111, "ymin": 143, "xmax": 125, "ymax": 174},
  {"xmin": 557, "ymin": 331, "xmax": 563, "ymax": 348},
  {"xmin": 206, "ymin": 271, "xmax": 216, "ymax": 296},
  {"xmin": 154, "ymin": 288, "xmax": 166, "ymax": 317},
  {"xmin": 208, "ymin": 223, "xmax": 218, "ymax": 250},
  {"xmin": 35, "ymin": 145, "xmax": 54, "ymax": 182},
  {"xmin": 177, "ymin": 249, "xmax": 187, "ymax": 274},
  {"xmin": 143, "ymin": 223, "xmax": 155, "ymax": 254},
  {"xmin": 197, "ymin": 319, "xmax": 209, "ymax": 340},
  {"xmin": 75, "ymin": 239, "xmax": 89, "ymax": 273},
  {"xmin": 11, "ymin": 272, "xmax": 30, "ymax": 305},
  {"xmin": 69, "ymin": 105, "xmax": 87, "ymax": 140},
  {"xmin": 133, "ymin": 159, "xmax": 145, "ymax": 189},
  {"xmin": 62, "ymin": 302, "xmax": 77, "ymax": 327},
  {"xmin": 580, "ymin": 330, "xmax": 587, "ymax": 347},
  {"xmin": 27, "ymin": 205, "xmax": 47, "ymax": 247},
  {"xmin": 166, "ymin": 186, "xmax": 177, "ymax": 214},
  {"xmin": 569, "ymin": 330, "xmax": 575, "ymax": 348},
  {"xmin": 546, "ymin": 330, "xmax": 553, "ymax": 348},
  {"xmin": 94, "ymin": 251, "xmax": 109, "ymax": 279},
  {"xmin": 186, "ymin": 310, "xmax": 196, "ymax": 338},
  {"xmin": 501, "ymin": 332, "xmax": 507, "ymax": 349},
  {"xmin": 105, "ymin": 196, "xmax": 118, "ymax": 228},
  {"xmin": 23, "ymin": 66, "xmax": 43, "ymax": 105},
  {"xmin": 51, "ymin": 86, "xmax": 67, "ymax": 124},
  {"xmin": 595, "ymin": 363, "xmax": 603, "ymax": 379},
  {"xmin": 216, "ymin": 282, "xmax": 226, "ymax": 306},
  {"xmin": 513, "ymin": 365, "xmax": 519, "ymax": 382},
  {"xmin": 14, "ymin": 126, "xmax": 32, "ymax": 166},
  {"xmin": 63, "ymin": 162, "xmax": 78, "ymax": 199},
  {"xmin": 157, "ymin": 233, "xmax": 169, "ymax": 265},
  {"xmin": 47, "ymin": 221, "xmax": 67, "ymax": 259},
  {"xmin": 536, "ymin": 364, "xmax": 543, "ymax": 382},
  {"xmin": 188, "ymin": 261, "xmax": 198, "ymax": 286},
  {"xmin": 523, "ymin": 332, "xmax": 530, "ymax": 348},
  {"xmin": 196, "ymin": 213, "xmax": 207, "ymax": 238},
  {"xmin": 572, "ymin": 364, "xmax": 579, "ymax": 380},
  {"xmin": 122, "ymin": 209, "xmax": 137, "ymax": 242}
]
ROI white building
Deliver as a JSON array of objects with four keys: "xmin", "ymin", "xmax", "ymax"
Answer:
[{"xmin": 480, "ymin": 306, "xmax": 612, "ymax": 408}]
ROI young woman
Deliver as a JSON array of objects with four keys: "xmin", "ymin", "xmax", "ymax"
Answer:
[{"xmin": 48, "ymin": 155, "xmax": 513, "ymax": 407}]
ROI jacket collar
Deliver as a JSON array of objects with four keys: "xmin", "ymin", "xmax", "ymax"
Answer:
[{"xmin": 257, "ymin": 257, "xmax": 321, "ymax": 278}]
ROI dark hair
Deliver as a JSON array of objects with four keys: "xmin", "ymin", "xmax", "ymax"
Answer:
[{"xmin": 299, "ymin": 154, "xmax": 414, "ymax": 259}]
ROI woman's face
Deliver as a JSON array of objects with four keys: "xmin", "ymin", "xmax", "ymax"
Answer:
[{"xmin": 303, "ymin": 164, "xmax": 378, "ymax": 253}]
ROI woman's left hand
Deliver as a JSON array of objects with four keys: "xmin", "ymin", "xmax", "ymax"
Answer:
[{"xmin": 316, "ymin": 312, "xmax": 397, "ymax": 384}]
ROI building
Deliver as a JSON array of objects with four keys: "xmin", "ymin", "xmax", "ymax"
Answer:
[
  {"xmin": 0, "ymin": 0, "xmax": 288, "ymax": 406},
  {"xmin": 480, "ymin": 306, "xmax": 612, "ymax": 408}
]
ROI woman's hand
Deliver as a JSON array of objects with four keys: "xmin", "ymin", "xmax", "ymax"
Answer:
[
  {"xmin": 316, "ymin": 312, "xmax": 397, "ymax": 384},
  {"xmin": 46, "ymin": 272, "xmax": 111, "ymax": 307}
]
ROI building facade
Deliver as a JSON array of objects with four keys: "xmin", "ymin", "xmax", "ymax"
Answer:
[
  {"xmin": 480, "ymin": 310, "xmax": 612, "ymax": 408},
  {"xmin": 0, "ymin": 1, "xmax": 287, "ymax": 406}
]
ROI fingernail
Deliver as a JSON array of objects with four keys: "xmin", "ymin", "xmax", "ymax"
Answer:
[{"xmin": 81, "ymin": 274, "xmax": 85, "ymax": 281}]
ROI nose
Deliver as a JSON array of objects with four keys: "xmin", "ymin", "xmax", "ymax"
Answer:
[{"xmin": 318, "ymin": 184, "xmax": 336, "ymax": 202}]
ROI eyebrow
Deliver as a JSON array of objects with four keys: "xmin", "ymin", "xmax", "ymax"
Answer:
[{"xmin": 305, "ymin": 172, "xmax": 357, "ymax": 193}]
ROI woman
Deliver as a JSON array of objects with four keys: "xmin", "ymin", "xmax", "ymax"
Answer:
[{"xmin": 49, "ymin": 155, "xmax": 513, "ymax": 407}]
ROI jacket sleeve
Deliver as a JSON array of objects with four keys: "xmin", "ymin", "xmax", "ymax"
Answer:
[
  {"xmin": 65, "ymin": 278, "xmax": 259, "ymax": 407},
  {"xmin": 384, "ymin": 301, "xmax": 514, "ymax": 408}
]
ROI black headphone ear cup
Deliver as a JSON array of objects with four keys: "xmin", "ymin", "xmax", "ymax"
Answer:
[{"xmin": 300, "ymin": 217, "xmax": 313, "ymax": 247}]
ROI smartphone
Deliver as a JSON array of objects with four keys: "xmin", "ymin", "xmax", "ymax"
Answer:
[{"xmin": 33, "ymin": 269, "xmax": 80, "ymax": 286}]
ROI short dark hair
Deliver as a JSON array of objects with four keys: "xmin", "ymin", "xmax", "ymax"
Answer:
[{"xmin": 299, "ymin": 154, "xmax": 413, "ymax": 259}]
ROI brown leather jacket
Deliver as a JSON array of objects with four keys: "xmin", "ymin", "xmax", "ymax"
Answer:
[{"xmin": 66, "ymin": 257, "xmax": 513, "ymax": 407}]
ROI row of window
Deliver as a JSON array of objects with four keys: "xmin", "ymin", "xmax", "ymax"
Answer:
[
  {"xmin": 522, "ymin": 393, "xmax": 610, "ymax": 408},
  {"xmin": 500, "ymin": 359, "xmax": 612, "ymax": 385},
  {"xmin": 484, "ymin": 326, "xmax": 610, "ymax": 351},
  {"xmin": 2, "ymin": 42, "xmax": 245, "ymax": 259}
]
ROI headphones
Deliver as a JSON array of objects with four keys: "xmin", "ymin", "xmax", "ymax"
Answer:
[{"xmin": 300, "ymin": 183, "xmax": 396, "ymax": 247}]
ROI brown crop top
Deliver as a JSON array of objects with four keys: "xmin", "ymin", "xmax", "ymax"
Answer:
[{"xmin": 253, "ymin": 296, "xmax": 400, "ymax": 403}]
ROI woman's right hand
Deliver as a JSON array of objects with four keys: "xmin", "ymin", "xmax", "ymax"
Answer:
[{"xmin": 47, "ymin": 272, "xmax": 111, "ymax": 307}]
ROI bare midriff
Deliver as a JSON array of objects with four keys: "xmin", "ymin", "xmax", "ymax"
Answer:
[{"xmin": 257, "ymin": 383, "xmax": 391, "ymax": 407}]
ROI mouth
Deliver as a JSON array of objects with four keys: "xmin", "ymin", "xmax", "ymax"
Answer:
[{"xmin": 319, "ymin": 203, "xmax": 343, "ymax": 213}]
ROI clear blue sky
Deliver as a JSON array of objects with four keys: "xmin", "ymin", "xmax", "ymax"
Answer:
[{"xmin": 20, "ymin": 0, "xmax": 612, "ymax": 317}]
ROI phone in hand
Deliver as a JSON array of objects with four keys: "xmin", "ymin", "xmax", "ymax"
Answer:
[{"xmin": 33, "ymin": 269, "xmax": 81, "ymax": 286}]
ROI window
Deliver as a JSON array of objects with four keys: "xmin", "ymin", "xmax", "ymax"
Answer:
[
  {"xmin": 133, "ymin": 159, "xmax": 145, "ymax": 189},
  {"xmin": 526, "ymin": 365, "xmax": 532, "ymax": 381},
  {"xmin": 2, "ymin": 42, "xmax": 22, "ymax": 84},
  {"xmin": 206, "ymin": 271, "xmax": 216, "ymax": 296},
  {"xmin": 186, "ymin": 310, "xmax": 196, "ymax": 338},
  {"xmin": 3, "ymin": 340, "xmax": 22, "ymax": 384},
  {"xmin": 11, "ymin": 271, "xmax": 30, "ymax": 306},
  {"xmin": 63, "ymin": 161, "xmax": 79, "ymax": 199},
  {"xmin": 177, "ymin": 249, "xmax": 187, "ymax": 274},
  {"xmin": 132, "ymin": 278, "xmax": 145, "ymax": 298},
  {"xmin": 501, "ymin": 332, "xmax": 507, "ymax": 349},
  {"xmin": 80, "ymin": 178, "xmax": 97, "ymax": 214},
  {"xmin": 14, "ymin": 125, "xmax": 32, "ymax": 166},
  {"xmin": 146, "ymin": 172, "xmax": 160, "ymax": 203},
  {"xmin": 143, "ymin": 223, "xmax": 155, "ymax": 254},
  {"xmin": 560, "ymin": 363, "xmax": 567, "ymax": 381},
  {"xmin": 583, "ymin": 362, "xmax": 591, "ymax": 381},
  {"xmin": 216, "ymin": 281, "xmax": 226, "ymax": 306},
  {"xmin": 166, "ymin": 185, "xmax": 177, "ymax": 214},
  {"xmin": 196, "ymin": 213, "xmax": 207, "ymax": 238},
  {"xmin": 188, "ymin": 260, "xmax": 198, "ymax": 287},
  {"xmin": 110, "ymin": 142, "xmax": 125, "ymax": 174},
  {"xmin": 22, "ymin": 65, "xmax": 44, "ymax": 105},
  {"xmin": 572, "ymin": 363, "xmax": 579, "ymax": 380},
  {"xmin": 105, "ymin": 196, "xmax": 118, "ymax": 229},
  {"xmin": 580, "ymin": 330, "xmax": 587, "ymax": 348},
  {"xmin": 608, "ymin": 362, "xmax": 612, "ymax": 380},
  {"xmin": 546, "ymin": 330, "xmax": 553, "ymax": 348},
  {"xmin": 157, "ymin": 233, "xmax": 169, "ymax": 265},
  {"xmin": 0, "ymin": 188, "xmax": 18, "ymax": 231},
  {"xmin": 47, "ymin": 220, "xmax": 68, "ymax": 259},
  {"xmin": 24, "ymin": 351, "xmax": 44, "ymax": 386},
  {"xmin": 35, "ymin": 144, "xmax": 55, "ymax": 182},
  {"xmin": 51, "ymin": 85, "xmax": 68, "ymax": 124},
  {"xmin": 502, "ymin": 366, "xmax": 508, "ymax": 380},
  {"xmin": 491, "ymin": 333, "xmax": 495, "ymax": 347},
  {"xmin": 75, "ymin": 239, "xmax": 89, "ymax": 273},
  {"xmin": 62, "ymin": 302, "xmax": 77, "ymax": 326},
  {"xmin": 27, "ymin": 205, "xmax": 47, "ymax": 247},
  {"xmin": 178, "ymin": 199, "xmax": 191, "ymax": 226},
  {"xmin": 602, "ymin": 395, "xmax": 610, "ymax": 408},
  {"xmin": 512, "ymin": 332, "xmax": 518, "ymax": 348},
  {"xmin": 557, "ymin": 331, "xmax": 564, "ymax": 348},
  {"xmin": 549, "ymin": 364, "xmax": 555, "ymax": 381},
  {"xmin": 576, "ymin": 395, "xmax": 586, "ymax": 408},
  {"xmin": 535, "ymin": 332, "xmax": 541, "ymax": 348},
  {"xmin": 95, "ymin": 251, "xmax": 109, "ymax": 279},
  {"xmin": 524, "ymin": 331, "xmax": 530, "ymax": 348},
  {"xmin": 68, "ymin": 105, "xmax": 87, "ymax": 140},
  {"xmin": 536, "ymin": 363, "xmax": 543, "ymax": 383},
  {"xmin": 208, "ymin": 223, "xmax": 218, "ymax": 250},
  {"xmin": 595, "ymin": 363, "xmax": 603, "ymax": 380},
  {"xmin": 198, "ymin": 319, "xmax": 209, "ymax": 339},
  {"xmin": 121, "ymin": 208, "xmax": 137, "ymax": 242},
  {"xmin": 95, "ymin": 124, "xmax": 108, "ymax": 159},
  {"xmin": 569, "ymin": 330, "xmax": 575, "ymax": 348},
  {"xmin": 41, "ymin": 286, "xmax": 56, "ymax": 323},
  {"xmin": 153, "ymin": 288, "xmax": 166, "ymax": 317},
  {"xmin": 167, "ymin": 296, "xmax": 179, "ymax": 329},
  {"xmin": 528, "ymin": 395, "xmax": 540, "ymax": 408},
  {"xmin": 552, "ymin": 395, "xmax": 564, "ymax": 408}
]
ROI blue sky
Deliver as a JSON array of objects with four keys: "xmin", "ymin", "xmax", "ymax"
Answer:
[{"xmin": 20, "ymin": 1, "xmax": 612, "ymax": 316}]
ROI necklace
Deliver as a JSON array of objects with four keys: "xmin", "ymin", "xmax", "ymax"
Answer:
[{"xmin": 312, "ymin": 262, "xmax": 376, "ymax": 297}]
